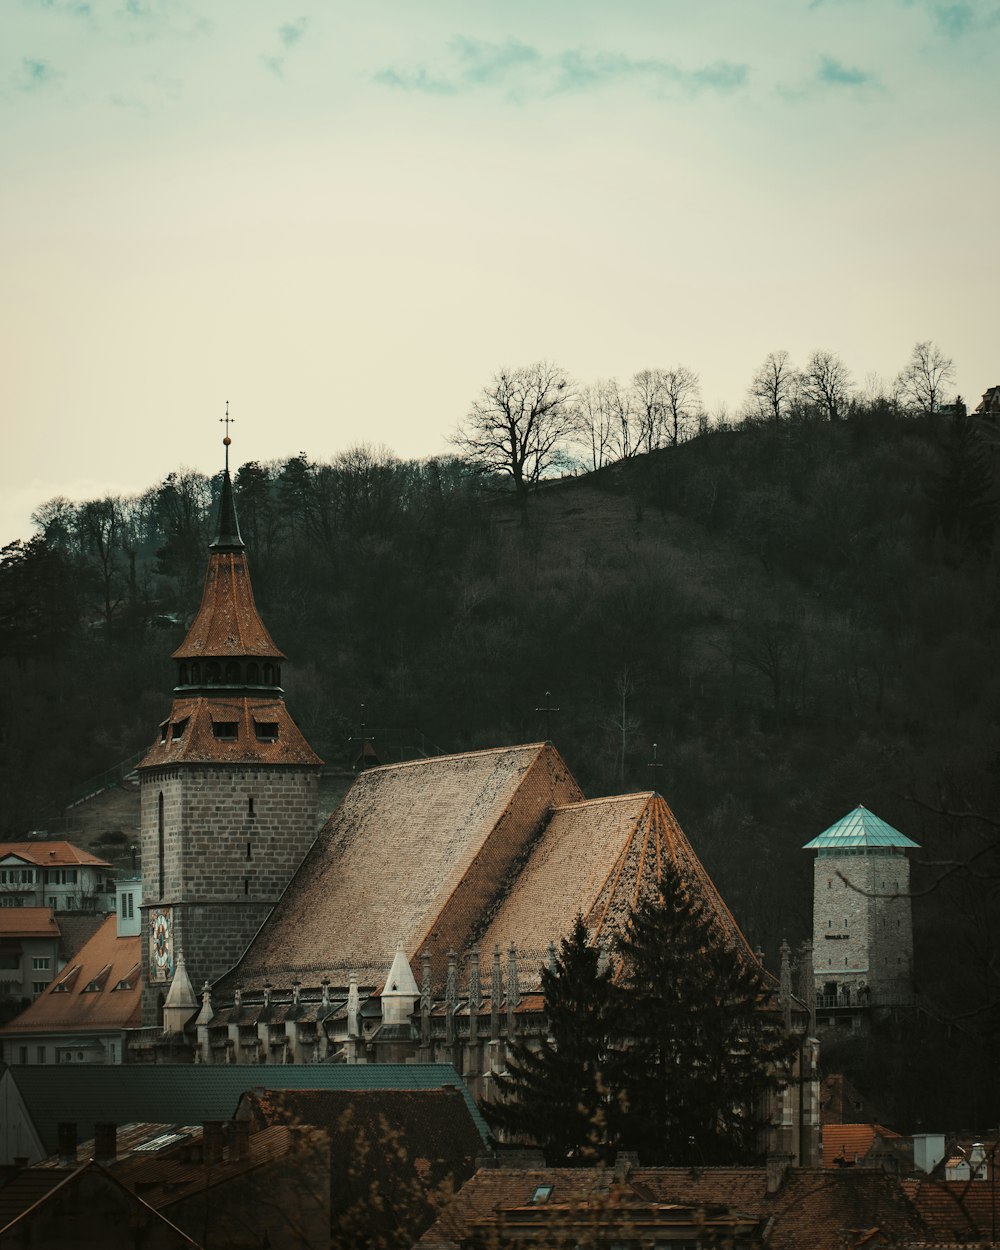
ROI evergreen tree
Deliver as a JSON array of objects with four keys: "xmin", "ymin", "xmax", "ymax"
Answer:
[
  {"xmin": 480, "ymin": 916, "xmax": 616, "ymax": 1165},
  {"xmin": 610, "ymin": 867, "xmax": 795, "ymax": 1165}
]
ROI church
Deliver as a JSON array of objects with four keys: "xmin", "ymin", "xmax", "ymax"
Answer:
[{"xmin": 132, "ymin": 441, "xmax": 820, "ymax": 1165}]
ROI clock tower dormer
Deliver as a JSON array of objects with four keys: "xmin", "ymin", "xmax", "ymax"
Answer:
[{"xmin": 137, "ymin": 437, "xmax": 323, "ymax": 1028}]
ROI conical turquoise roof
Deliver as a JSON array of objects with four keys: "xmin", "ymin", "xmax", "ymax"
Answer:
[{"xmin": 802, "ymin": 805, "xmax": 919, "ymax": 850}]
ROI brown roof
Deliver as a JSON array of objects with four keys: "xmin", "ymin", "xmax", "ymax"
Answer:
[
  {"xmin": 0, "ymin": 908, "xmax": 60, "ymax": 940},
  {"xmin": 0, "ymin": 915, "xmax": 140, "ymax": 1037},
  {"xmin": 477, "ymin": 792, "xmax": 756, "ymax": 989},
  {"xmin": 0, "ymin": 841, "xmax": 111, "ymax": 869},
  {"xmin": 901, "ymin": 1177, "xmax": 1000, "ymax": 1242},
  {"xmin": 419, "ymin": 1167, "xmax": 930, "ymax": 1250},
  {"xmin": 172, "ymin": 550, "xmax": 284, "ymax": 660},
  {"xmin": 138, "ymin": 695, "xmax": 323, "ymax": 768},
  {"xmin": 215, "ymin": 743, "xmax": 583, "ymax": 993}
]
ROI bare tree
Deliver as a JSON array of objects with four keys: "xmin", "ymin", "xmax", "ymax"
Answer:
[
  {"xmin": 896, "ymin": 340, "xmax": 956, "ymax": 415},
  {"xmin": 606, "ymin": 377, "xmax": 639, "ymax": 462},
  {"xmin": 748, "ymin": 350, "xmax": 799, "ymax": 424},
  {"xmin": 801, "ymin": 350, "xmax": 854, "ymax": 422},
  {"xmin": 453, "ymin": 361, "xmax": 577, "ymax": 518},
  {"xmin": 631, "ymin": 369, "xmax": 668, "ymax": 454},
  {"xmin": 662, "ymin": 366, "xmax": 702, "ymax": 444},
  {"xmin": 578, "ymin": 380, "xmax": 617, "ymax": 470}
]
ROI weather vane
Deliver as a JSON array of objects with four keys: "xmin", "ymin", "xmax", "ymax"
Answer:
[
  {"xmin": 535, "ymin": 691, "xmax": 560, "ymax": 742},
  {"xmin": 219, "ymin": 400, "xmax": 235, "ymax": 470}
]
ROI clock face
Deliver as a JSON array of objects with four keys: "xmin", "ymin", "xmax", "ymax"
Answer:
[{"xmin": 149, "ymin": 907, "xmax": 174, "ymax": 981}]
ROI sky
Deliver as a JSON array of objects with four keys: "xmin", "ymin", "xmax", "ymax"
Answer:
[{"xmin": 2, "ymin": 0, "xmax": 999, "ymax": 543}]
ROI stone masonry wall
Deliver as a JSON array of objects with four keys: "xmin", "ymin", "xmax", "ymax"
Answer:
[
  {"xmin": 138, "ymin": 764, "xmax": 320, "ymax": 1026},
  {"xmin": 813, "ymin": 851, "xmax": 914, "ymax": 1005}
]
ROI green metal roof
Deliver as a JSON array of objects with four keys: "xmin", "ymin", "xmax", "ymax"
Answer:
[
  {"xmin": 802, "ymin": 805, "xmax": 920, "ymax": 851},
  {"xmin": 10, "ymin": 1063, "xmax": 488, "ymax": 1154}
]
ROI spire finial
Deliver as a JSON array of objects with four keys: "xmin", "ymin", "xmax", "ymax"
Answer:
[{"xmin": 220, "ymin": 400, "xmax": 234, "ymax": 472}]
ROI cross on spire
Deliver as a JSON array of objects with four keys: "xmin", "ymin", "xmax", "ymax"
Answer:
[
  {"xmin": 347, "ymin": 702, "xmax": 380, "ymax": 770},
  {"xmin": 219, "ymin": 400, "xmax": 235, "ymax": 471},
  {"xmin": 534, "ymin": 690, "xmax": 560, "ymax": 742},
  {"xmin": 647, "ymin": 742, "xmax": 663, "ymax": 792}
]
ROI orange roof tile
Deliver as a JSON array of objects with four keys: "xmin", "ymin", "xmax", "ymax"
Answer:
[
  {"xmin": 0, "ymin": 841, "xmax": 111, "ymax": 869},
  {"xmin": 823, "ymin": 1124, "xmax": 902, "ymax": 1168},
  {"xmin": 138, "ymin": 696, "xmax": 322, "ymax": 768},
  {"xmin": 172, "ymin": 551, "xmax": 283, "ymax": 660},
  {"xmin": 0, "ymin": 915, "xmax": 140, "ymax": 1036},
  {"xmin": 0, "ymin": 908, "xmax": 60, "ymax": 939},
  {"xmin": 901, "ymin": 1177, "xmax": 999, "ymax": 1242},
  {"xmin": 216, "ymin": 743, "xmax": 583, "ymax": 994}
]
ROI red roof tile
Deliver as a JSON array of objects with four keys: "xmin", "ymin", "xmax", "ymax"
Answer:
[
  {"xmin": 0, "ymin": 841, "xmax": 111, "ymax": 869},
  {"xmin": 138, "ymin": 696, "xmax": 322, "ymax": 768},
  {"xmin": 172, "ymin": 551, "xmax": 283, "ymax": 660},
  {"xmin": 0, "ymin": 908, "xmax": 60, "ymax": 939},
  {"xmin": 824, "ymin": 1124, "xmax": 902, "ymax": 1169}
]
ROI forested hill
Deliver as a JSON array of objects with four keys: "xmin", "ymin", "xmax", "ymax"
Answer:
[{"xmin": 2, "ymin": 408, "xmax": 999, "ymax": 1076}]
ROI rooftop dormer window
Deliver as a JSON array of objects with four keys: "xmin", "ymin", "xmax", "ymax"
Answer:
[
  {"xmin": 254, "ymin": 722, "xmax": 279, "ymax": 742},
  {"xmin": 213, "ymin": 722, "xmax": 238, "ymax": 740},
  {"xmin": 171, "ymin": 718, "xmax": 189, "ymax": 741}
]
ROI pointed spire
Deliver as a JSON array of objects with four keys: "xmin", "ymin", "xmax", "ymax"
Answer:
[
  {"xmin": 210, "ymin": 464, "xmax": 245, "ymax": 552},
  {"xmin": 162, "ymin": 950, "xmax": 197, "ymax": 1035}
]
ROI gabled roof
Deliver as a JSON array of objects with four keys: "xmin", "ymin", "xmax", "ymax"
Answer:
[
  {"xmin": 138, "ymin": 696, "xmax": 322, "ymax": 768},
  {"xmin": 0, "ymin": 916, "xmax": 140, "ymax": 1037},
  {"xmin": 9, "ymin": 1062, "xmax": 480, "ymax": 1156},
  {"xmin": 0, "ymin": 908, "xmax": 60, "ymax": 940},
  {"xmin": 476, "ymin": 792, "xmax": 756, "ymax": 989},
  {"xmin": 822, "ymin": 1123, "xmax": 902, "ymax": 1168},
  {"xmin": 215, "ymin": 743, "xmax": 583, "ymax": 993},
  {"xmin": 803, "ymin": 806, "xmax": 920, "ymax": 851},
  {"xmin": 901, "ymin": 1177, "xmax": 998, "ymax": 1242},
  {"xmin": 417, "ymin": 1167, "xmax": 931, "ymax": 1250},
  {"xmin": 0, "ymin": 841, "xmax": 111, "ymax": 869}
]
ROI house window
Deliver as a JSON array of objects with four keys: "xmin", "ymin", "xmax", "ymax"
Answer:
[
  {"xmin": 32, "ymin": 981, "xmax": 49, "ymax": 995},
  {"xmin": 36, "ymin": 1046, "xmax": 46, "ymax": 1064},
  {"xmin": 120, "ymin": 893, "xmax": 134, "ymax": 919},
  {"xmin": 18, "ymin": 1047, "xmax": 27, "ymax": 1065},
  {"xmin": 32, "ymin": 957, "xmax": 50, "ymax": 970}
]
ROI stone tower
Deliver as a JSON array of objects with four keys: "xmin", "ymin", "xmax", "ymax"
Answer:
[
  {"xmin": 804, "ymin": 805, "xmax": 919, "ymax": 1031},
  {"xmin": 137, "ymin": 446, "xmax": 323, "ymax": 1027}
]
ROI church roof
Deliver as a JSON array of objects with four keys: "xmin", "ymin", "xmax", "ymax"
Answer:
[
  {"xmin": 214, "ymin": 743, "xmax": 584, "ymax": 994},
  {"xmin": 172, "ymin": 549, "xmax": 284, "ymax": 661},
  {"xmin": 802, "ymin": 806, "xmax": 919, "ymax": 850},
  {"xmin": 138, "ymin": 696, "xmax": 322, "ymax": 769},
  {"xmin": 477, "ymin": 792, "xmax": 757, "ymax": 988}
]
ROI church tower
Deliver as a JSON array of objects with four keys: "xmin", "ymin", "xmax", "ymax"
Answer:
[
  {"xmin": 137, "ymin": 438, "xmax": 323, "ymax": 1027},
  {"xmin": 804, "ymin": 805, "xmax": 919, "ymax": 1032}
]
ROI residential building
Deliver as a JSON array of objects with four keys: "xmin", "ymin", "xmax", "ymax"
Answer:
[
  {"xmin": 0, "ymin": 841, "xmax": 115, "ymax": 913},
  {"xmin": 0, "ymin": 908, "xmax": 61, "ymax": 1010}
]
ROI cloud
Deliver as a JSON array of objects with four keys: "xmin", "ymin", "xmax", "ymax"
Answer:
[
  {"xmin": 816, "ymin": 55, "xmax": 877, "ymax": 86},
  {"xmin": 931, "ymin": 2, "xmax": 974, "ymax": 34},
  {"xmin": 14, "ymin": 57, "xmax": 59, "ymax": 91},
  {"xmin": 375, "ymin": 37, "xmax": 748, "ymax": 101},
  {"xmin": 262, "ymin": 15, "xmax": 309, "ymax": 78}
]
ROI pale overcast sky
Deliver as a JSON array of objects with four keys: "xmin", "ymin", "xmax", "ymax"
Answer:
[{"xmin": 2, "ymin": 0, "xmax": 998, "ymax": 543}]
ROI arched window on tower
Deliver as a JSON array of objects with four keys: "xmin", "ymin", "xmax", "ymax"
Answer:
[
  {"xmin": 225, "ymin": 660, "xmax": 240, "ymax": 684},
  {"xmin": 158, "ymin": 792, "xmax": 165, "ymax": 899},
  {"xmin": 246, "ymin": 662, "xmax": 259, "ymax": 685},
  {"xmin": 206, "ymin": 661, "xmax": 221, "ymax": 684},
  {"xmin": 191, "ymin": 662, "xmax": 201, "ymax": 684},
  {"xmin": 179, "ymin": 663, "xmax": 189, "ymax": 685},
  {"xmin": 262, "ymin": 664, "xmax": 274, "ymax": 685}
]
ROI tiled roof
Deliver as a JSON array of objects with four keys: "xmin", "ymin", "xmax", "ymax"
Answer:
[
  {"xmin": 216, "ymin": 743, "xmax": 583, "ymax": 993},
  {"xmin": 0, "ymin": 916, "xmax": 140, "ymax": 1037},
  {"xmin": 0, "ymin": 841, "xmax": 111, "ymax": 869},
  {"xmin": 138, "ymin": 695, "xmax": 322, "ymax": 768},
  {"xmin": 901, "ymin": 1178, "xmax": 999, "ymax": 1242},
  {"xmin": 10, "ymin": 1062, "xmax": 479, "ymax": 1156},
  {"xmin": 803, "ymin": 806, "xmax": 920, "ymax": 850},
  {"xmin": 56, "ymin": 914, "xmax": 107, "ymax": 962},
  {"xmin": 476, "ymin": 792, "xmax": 757, "ymax": 989},
  {"xmin": 823, "ymin": 1124, "xmax": 902, "ymax": 1168},
  {"xmin": 418, "ymin": 1167, "xmax": 930, "ymax": 1250},
  {"xmin": 0, "ymin": 908, "xmax": 60, "ymax": 940},
  {"xmin": 172, "ymin": 550, "xmax": 284, "ymax": 660}
]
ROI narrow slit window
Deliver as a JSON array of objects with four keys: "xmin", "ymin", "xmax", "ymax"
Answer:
[
  {"xmin": 246, "ymin": 842, "xmax": 252, "ymax": 860},
  {"xmin": 248, "ymin": 796, "xmax": 255, "ymax": 817}
]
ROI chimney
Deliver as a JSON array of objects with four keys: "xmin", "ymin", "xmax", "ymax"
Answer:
[
  {"xmin": 94, "ymin": 1122, "xmax": 117, "ymax": 1163},
  {"xmin": 228, "ymin": 1120, "xmax": 250, "ymax": 1162},
  {"xmin": 57, "ymin": 1122, "xmax": 77, "ymax": 1165},
  {"xmin": 203, "ymin": 1121, "xmax": 224, "ymax": 1165}
]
